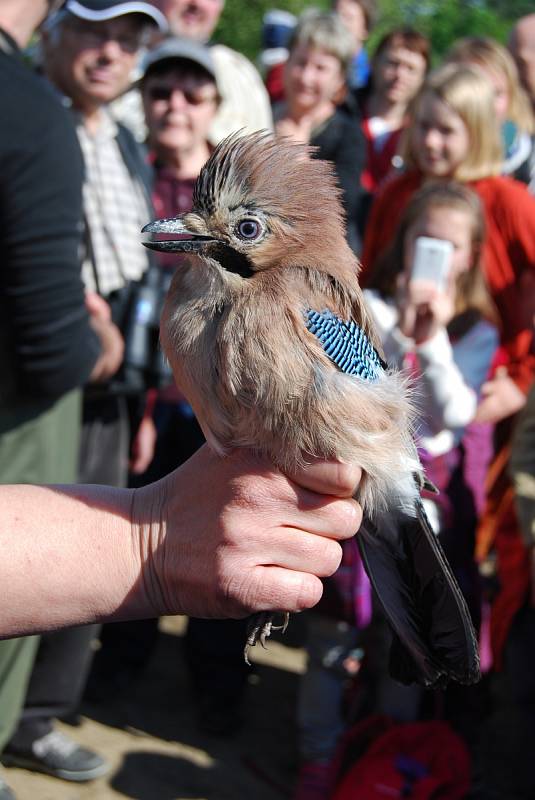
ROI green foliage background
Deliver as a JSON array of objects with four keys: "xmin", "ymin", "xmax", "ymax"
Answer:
[
  {"xmin": 214, "ymin": 0, "xmax": 327, "ymax": 63},
  {"xmin": 214, "ymin": 0, "xmax": 522, "ymax": 65}
]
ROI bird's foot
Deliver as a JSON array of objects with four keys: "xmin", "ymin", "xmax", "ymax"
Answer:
[{"xmin": 243, "ymin": 612, "xmax": 290, "ymax": 665}]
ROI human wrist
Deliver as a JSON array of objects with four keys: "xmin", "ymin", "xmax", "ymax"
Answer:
[
  {"xmin": 65, "ymin": 484, "xmax": 142, "ymax": 624},
  {"xmin": 129, "ymin": 476, "xmax": 177, "ymax": 619},
  {"xmin": 83, "ymin": 485, "xmax": 144, "ymax": 622}
]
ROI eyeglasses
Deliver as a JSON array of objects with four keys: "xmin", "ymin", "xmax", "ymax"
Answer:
[
  {"xmin": 66, "ymin": 20, "xmax": 149, "ymax": 54},
  {"xmin": 147, "ymin": 85, "xmax": 218, "ymax": 106}
]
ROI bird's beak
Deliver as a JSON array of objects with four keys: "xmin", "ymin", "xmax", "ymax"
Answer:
[{"xmin": 141, "ymin": 216, "xmax": 218, "ymax": 253}]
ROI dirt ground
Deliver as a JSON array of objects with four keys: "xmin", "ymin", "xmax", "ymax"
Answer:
[
  {"xmin": 8, "ymin": 614, "xmax": 535, "ymax": 799},
  {"xmin": 4, "ymin": 616, "xmax": 308, "ymax": 800}
]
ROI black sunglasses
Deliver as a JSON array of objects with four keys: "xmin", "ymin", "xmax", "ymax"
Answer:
[{"xmin": 148, "ymin": 85, "xmax": 218, "ymax": 106}]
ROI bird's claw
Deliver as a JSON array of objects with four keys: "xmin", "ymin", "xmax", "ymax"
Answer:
[
  {"xmin": 243, "ymin": 612, "xmax": 290, "ymax": 664},
  {"xmin": 277, "ymin": 612, "xmax": 290, "ymax": 634},
  {"xmin": 259, "ymin": 620, "xmax": 273, "ymax": 648}
]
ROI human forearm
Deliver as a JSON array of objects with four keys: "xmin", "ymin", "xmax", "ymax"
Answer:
[
  {"xmin": 381, "ymin": 322, "xmax": 477, "ymax": 430},
  {"xmin": 416, "ymin": 330, "xmax": 477, "ymax": 430},
  {"xmin": 0, "ymin": 483, "xmax": 138, "ymax": 638}
]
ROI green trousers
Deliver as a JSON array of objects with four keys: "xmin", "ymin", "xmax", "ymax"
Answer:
[{"xmin": 0, "ymin": 389, "xmax": 81, "ymax": 750}]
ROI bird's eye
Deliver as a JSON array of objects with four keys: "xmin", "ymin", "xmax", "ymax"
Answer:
[{"xmin": 236, "ymin": 219, "xmax": 262, "ymax": 240}]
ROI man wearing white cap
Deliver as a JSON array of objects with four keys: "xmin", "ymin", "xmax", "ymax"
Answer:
[{"xmin": 155, "ymin": 0, "xmax": 273, "ymax": 143}]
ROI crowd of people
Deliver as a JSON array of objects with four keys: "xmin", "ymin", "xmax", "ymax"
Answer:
[{"xmin": 0, "ymin": 0, "xmax": 534, "ymax": 798}]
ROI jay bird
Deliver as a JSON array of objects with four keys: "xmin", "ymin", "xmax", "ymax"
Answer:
[{"xmin": 142, "ymin": 132, "xmax": 480, "ymax": 688}]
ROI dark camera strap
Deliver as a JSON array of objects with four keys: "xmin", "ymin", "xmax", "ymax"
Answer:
[{"xmin": 0, "ymin": 29, "xmax": 19, "ymax": 57}]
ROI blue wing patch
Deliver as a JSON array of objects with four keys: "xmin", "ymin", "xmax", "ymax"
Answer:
[{"xmin": 305, "ymin": 308, "xmax": 384, "ymax": 381}]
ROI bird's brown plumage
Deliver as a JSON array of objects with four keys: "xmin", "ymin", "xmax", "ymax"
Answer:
[
  {"xmin": 144, "ymin": 130, "xmax": 481, "ymax": 686},
  {"xmin": 159, "ymin": 132, "xmax": 418, "ymax": 514}
]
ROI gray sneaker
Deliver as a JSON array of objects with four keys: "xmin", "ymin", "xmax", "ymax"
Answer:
[
  {"xmin": 0, "ymin": 769, "xmax": 16, "ymax": 800},
  {"xmin": 3, "ymin": 730, "xmax": 109, "ymax": 782}
]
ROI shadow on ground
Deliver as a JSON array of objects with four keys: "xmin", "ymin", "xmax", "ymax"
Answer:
[{"xmin": 77, "ymin": 616, "xmax": 309, "ymax": 799}]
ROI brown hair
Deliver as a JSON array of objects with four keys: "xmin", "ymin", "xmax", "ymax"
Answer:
[
  {"xmin": 403, "ymin": 64, "xmax": 503, "ymax": 181},
  {"xmin": 373, "ymin": 27, "xmax": 431, "ymax": 71},
  {"xmin": 368, "ymin": 182, "xmax": 497, "ymax": 325}
]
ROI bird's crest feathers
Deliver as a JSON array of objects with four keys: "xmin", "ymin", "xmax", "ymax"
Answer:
[{"xmin": 194, "ymin": 131, "xmax": 348, "ymax": 242}]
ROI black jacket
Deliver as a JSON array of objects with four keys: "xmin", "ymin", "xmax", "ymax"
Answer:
[
  {"xmin": 310, "ymin": 106, "xmax": 367, "ymax": 255},
  {"xmin": 0, "ymin": 30, "xmax": 100, "ymax": 403}
]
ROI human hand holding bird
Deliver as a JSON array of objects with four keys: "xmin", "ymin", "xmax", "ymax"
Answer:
[{"xmin": 142, "ymin": 132, "xmax": 480, "ymax": 687}]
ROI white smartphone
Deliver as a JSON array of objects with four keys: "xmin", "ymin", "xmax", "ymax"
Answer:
[{"xmin": 410, "ymin": 236, "xmax": 453, "ymax": 291}]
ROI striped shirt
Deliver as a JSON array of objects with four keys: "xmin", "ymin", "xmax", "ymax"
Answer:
[{"xmin": 76, "ymin": 109, "xmax": 150, "ymax": 296}]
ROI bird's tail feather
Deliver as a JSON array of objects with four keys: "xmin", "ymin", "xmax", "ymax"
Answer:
[{"xmin": 358, "ymin": 500, "xmax": 481, "ymax": 688}]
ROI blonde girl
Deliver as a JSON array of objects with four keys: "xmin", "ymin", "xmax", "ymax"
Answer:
[
  {"xmin": 366, "ymin": 182, "xmax": 498, "ymax": 532},
  {"xmin": 446, "ymin": 36, "xmax": 534, "ymax": 186},
  {"xmin": 362, "ymin": 64, "xmax": 534, "ymax": 419},
  {"xmin": 361, "ymin": 63, "xmax": 535, "ymax": 671}
]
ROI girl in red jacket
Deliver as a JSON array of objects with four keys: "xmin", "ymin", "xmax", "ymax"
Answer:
[{"xmin": 362, "ymin": 62, "xmax": 535, "ymax": 672}]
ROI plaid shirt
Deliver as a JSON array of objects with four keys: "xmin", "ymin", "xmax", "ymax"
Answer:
[{"xmin": 76, "ymin": 110, "xmax": 150, "ymax": 296}]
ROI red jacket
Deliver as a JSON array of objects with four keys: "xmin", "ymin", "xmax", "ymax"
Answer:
[
  {"xmin": 362, "ymin": 170, "xmax": 535, "ymax": 665},
  {"xmin": 360, "ymin": 118, "xmax": 403, "ymax": 193},
  {"xmin": 361, "ymin": 170, "xmax": 535, "ymax": 395}
]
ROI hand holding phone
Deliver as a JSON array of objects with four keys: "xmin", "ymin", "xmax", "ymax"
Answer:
[
  {"xmin": 410, "ymin": 236, "xmax": 453, "ymax": 290},
  {"xmin": 398, "ymin": 237, "xmax": 455, "ymax": 344}
]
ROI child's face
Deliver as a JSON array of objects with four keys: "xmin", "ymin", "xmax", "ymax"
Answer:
[
  {"xmin": 411, "ymin": 92, "xmax": 470, "ymax": 178},
  {"xmin": 285, "ymin": 44, "xmax": 346, "ymax": 113},
  {"xmin": 143, "ymin": 66, "xmax": 218, "ymax": 155},
  {"xmin": 404, "ymin": 206, "xmax": 474, "ymax": 283}
]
